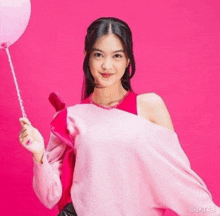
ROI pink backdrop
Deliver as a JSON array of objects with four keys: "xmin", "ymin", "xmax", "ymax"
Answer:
[{"xmin": 0, "ymin": 0, "xmax": 219, "ymax": 215}]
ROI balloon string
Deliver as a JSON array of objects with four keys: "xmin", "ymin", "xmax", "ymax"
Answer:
[{"xmin": 4, "ymin": 47, "xmax": 27, "ymax": 118}]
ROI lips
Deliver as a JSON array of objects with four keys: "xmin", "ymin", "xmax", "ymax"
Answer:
[
  {"xmin": 100, "ymin": 72, "xmax": 114, "ymax": 75},
  {"xmin": 100, "ymin": 73, "xmax": 114, "ymax": 78}
]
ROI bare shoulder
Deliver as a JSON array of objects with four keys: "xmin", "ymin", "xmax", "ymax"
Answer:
[
  {"xmin": 137, "ymin": 92, "xmax": 161, "ymax": 121},
  {"xmin": 137, "ymin": 92, "xmax": 162, "ymax": 107},
  {"xmin": 137, "ymin": 92, "xmax": 175, "ymax": 132}
]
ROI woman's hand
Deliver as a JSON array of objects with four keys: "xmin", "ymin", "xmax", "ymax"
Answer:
[{"xmin": 19, "ymin": 117, "xmax": 45, "ymax": 155}]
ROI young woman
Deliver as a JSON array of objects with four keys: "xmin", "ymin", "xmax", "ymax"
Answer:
[{"xmin": 19, "ymin": 17, "xmax": 220, "ymax": 216}]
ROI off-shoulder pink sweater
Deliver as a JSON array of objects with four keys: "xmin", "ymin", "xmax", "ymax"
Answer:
[{"xmin": 32, "ymin": 91, "xmax": 220, "ymax": 216}]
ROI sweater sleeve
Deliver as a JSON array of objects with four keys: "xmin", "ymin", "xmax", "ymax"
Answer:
[
  {"xmin": 147, "ymin": 131, "xmax": 220, "ymax": 216},
  {"xmin": 32, "ymin": 131, "xmax": 68, "ymax": 209},
  {"xmin": 32, "ymin": 108, "xmax": 79, "ymax": 209}
]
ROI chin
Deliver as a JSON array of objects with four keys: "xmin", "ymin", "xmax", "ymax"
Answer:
[{"xmin": 96, "ymin": 81, "xmax": 114, "ymax": 88}]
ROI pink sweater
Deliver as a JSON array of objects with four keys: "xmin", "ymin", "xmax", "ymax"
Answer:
[
  {"xmin": 56, "ymin": 90, "xmax": 139, "ymax": 211},
  {"xmin": 33, "ymin": 91, "xmax": 220, "ymax": 216}
]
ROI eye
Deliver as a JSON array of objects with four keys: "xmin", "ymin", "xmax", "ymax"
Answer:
[
  {"xmin": 114, "ymin": 54, "xmax": 122, "ymax": 58},
  {"xmin": 93, "ymin": 53, "xmax": 123, "ymax": 58},
  {"xmin": 94, "ymin": 53, "xmax": 102, "ymax": 58}
]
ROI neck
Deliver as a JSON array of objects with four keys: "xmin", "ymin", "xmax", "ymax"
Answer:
[{"xmin": 91, "ymin": 84, "xmax": 128, "ymax": 106}]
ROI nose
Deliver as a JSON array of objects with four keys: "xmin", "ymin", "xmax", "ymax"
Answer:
[{"xmin": 101, "ymin": 57, "xmax": 113, "ymax": 70}]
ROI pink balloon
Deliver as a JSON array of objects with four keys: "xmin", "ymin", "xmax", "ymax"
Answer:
[{"xmin": 0, "ymin": 0, "xmax": 31, "ymax": 49}]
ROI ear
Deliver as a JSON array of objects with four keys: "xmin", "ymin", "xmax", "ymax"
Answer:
[
  {"xmin": 127, "ymin": 58, "xmax": 130, "ymax": 67},
  {"xmin": 84, "ymin": 50, "xmax": 87, "ymax": 56}
]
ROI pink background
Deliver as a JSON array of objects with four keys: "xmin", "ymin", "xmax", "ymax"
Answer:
[{"xmin": 0, "ymin": 0, "xmax": 219, "ymax": 215}]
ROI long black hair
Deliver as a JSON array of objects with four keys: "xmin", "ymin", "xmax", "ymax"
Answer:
[{"xmin": 81, "ymin": 17, "xmax": 136, "ymax": 101}]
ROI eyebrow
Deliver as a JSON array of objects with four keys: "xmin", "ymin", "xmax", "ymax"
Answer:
[{"xmin": 91, "ymin": 48, "xmax": 125, "ymax": 53}]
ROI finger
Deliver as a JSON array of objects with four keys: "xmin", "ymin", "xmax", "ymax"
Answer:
[
  {"xmin": 19, "ymin": 130, "xmax": 27, "ymax": 136},
  {"xmin": 20, "ymin": 136, "xmax": 32, "ymax": 146},
  {"xmin": 19, "ymin": 117, "xmax": 32, "ymax": 127},
  {"xmin": 20, "ymin": 134, "xmax": 31, "ymax": 142},
  {"xmin": 19, "ymin": 118, "xmax": 26, "ymax": 127},
  {"xmin": 20, "ymin": 128, "xmax": 27, "ymax": 133},
  {"xmin": 22, "ymin": 124, "xmax": 31, "ymax": 131},
  {"xmin": 19, "ymin": 131, "xmax": 26, "ymax": 138},
  {"xmin": 25, "ymin": 139, "xmax": 32, "ymax": 145},
  {"xmin": 20, "ymin": 129, "xmax": 32, "ymax": 138},
  {"xmin": 20, "ymin": 133, "xmax": 28, "ymax": 139}
]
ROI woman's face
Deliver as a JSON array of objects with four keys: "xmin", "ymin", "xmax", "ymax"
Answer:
[{"xmin": 86, "ymin": 34, "xmax": 130, "ymax": 88}]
